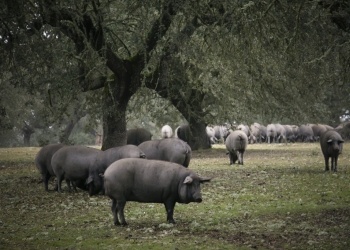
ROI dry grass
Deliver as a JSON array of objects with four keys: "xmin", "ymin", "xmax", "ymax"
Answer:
[{"xmin": 0, "ymin": 142, "xmax": 350, "ymax": 249}]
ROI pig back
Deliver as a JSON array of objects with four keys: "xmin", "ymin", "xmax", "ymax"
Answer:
[
  {"xmin": 51, "ymin": 145, "xmax": 101, "ymax": 178},
  {"xmin": 138, "ymin": 138, "xmax": 191, "ymax": 167},
  {"xmin": 98, "ymin": 145, "xmax": 146, "ymax": 169}
]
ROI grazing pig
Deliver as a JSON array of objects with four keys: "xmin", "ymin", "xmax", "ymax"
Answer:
[
  {"xmin": 250, "ymin": 123, "xmax": 262, "ymax": 143},
  {"xmin": 320, "ymin": 130, "xmax": 344, "ymax": 172},
  {"xmin": 87, "ymin": 145, "xmax": 146, "ymax": 196},
  {"xmin": 237, "ymin": 124, "xmax": 250, "ymax": 138},
  {"xmin": 225, "ymin": 130, "xmax": 248, "ymax": 165},
  {"xmin": 51, "ymin": 145, "xmax": 146, "ymax": 193},
  {"xmin": 161, "ymin": 125, "xmax": 173, "ymax": 138},
  {"xmin": 35, "ymin": 143, "xmax": 65, "ymax": 191},
  {"xmin": 104, "ymin": 158, "xmax": 211, "ymax": 225},
  {"xmin": 266, "ymin": 124, "xmax": 277, "ymax": 143},
  {"xmin": 138, "ymin": 138, "xmax": 191, "ymax": 167},
  {"xmin": 274, "ymin": 123, "xmax": 287, "ymax": 143},
  {"xmin": 283, "ymin": 125, "xmax": 296, "ymax": 143},
  {"xmin": 175, "ymin": 124, "xmax": 190, "ymax": 142},
  {"xmin": 127, "ymin": 128, "xmax": 152, "ymax": 146},
  {"xmin": 213, "ymin": 125, "xmax": 229, "ymax": 143},
  {"xmin": 206, "ymin": 126, "xmax": 218, "ymax": 144},
  {"xmin": 298, "ymin": 125, "xmax": 315, "ymax": 142},
  {"xmin": 52, "ymin": 146, "xmax": 100, "ymax": 192}
]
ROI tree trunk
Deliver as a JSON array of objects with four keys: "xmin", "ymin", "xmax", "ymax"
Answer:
[
  {"xmin": 22, "ymin": 123, "xmax": 35, "ymax": 147},
  {"xmin": 145, "ymin": 57, "xmax": 211, "ymax": 150},
  {"xmin": 59, "ymin": 120, "xmax": 75, "ymax": 145},
  {"xmin": 59, "ymin": 110, "xmax": 86, "ymax": 145},
  {"xmin": 101, "ymin": 81, "xmax": 130, "ymax": 150},
  {"xmin": 23, "ymin": 133, "xmax": 32, "ymax": 147},
  {"xmin": 187, "ymin": 121, "xmax": 210, "ymax": 150}
]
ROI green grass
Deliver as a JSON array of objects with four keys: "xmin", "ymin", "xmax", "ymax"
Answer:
[{"xmin": 0, "ymin": 143, "xmax": 350, "ymax": 249}]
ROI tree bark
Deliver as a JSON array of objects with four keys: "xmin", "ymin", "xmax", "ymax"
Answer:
[
  {"xmin": 101, "ymin": 79, "xmax": 131, "ymax": 150},
  {"xmin": 22, "ymin": 123, "xmax": 35, "ymax": 146}
]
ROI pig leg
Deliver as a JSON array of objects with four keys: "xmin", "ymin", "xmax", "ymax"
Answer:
[
  {"xmin": 228, "ymin": 152, "xmax": 233, "ymax": 165},
  {"xmin": 324, "ymin": 155, "xmax": 329, "ymax": 171},
  {"xmin": 229, "ymin": 152, "xmax": 237, "ymax": 165},
  {"xmin": 43, "ymin": 172, "xmax": 51, "ymax": 191},
  {"xmin": 164, "ymin": 200, "xmax": 176, "ymax": 224},
  {"xmin": 117, "ymin": 200, "xmax": 127, "ymax": 226},
  {"xmin": 236, "ymin": 150, "xmax": 243, "ymax": 165},
  {"xmin": 72, "ymin": 181, "xmax": 77, "ymax": 192},
  {"xmin": 333, "ymin": 155, "xmax": 338, "ymax": 172},
  {"xmin": 56, "ymin": 175, "xmax": 64, "ymax": 193},
  {"xmin": 111, "ymin": 199, "xmax": 120, "ymax": 225},
  {"xmin": 65, "ymin": 179, "xmax": 72, "ymax": 192}
]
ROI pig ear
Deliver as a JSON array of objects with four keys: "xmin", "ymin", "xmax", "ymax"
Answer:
[
  {"xmin": 199, "ymin": 177, "xmax": 211, "ymax": 183},
  {"xmin": 339, "ymin": 139, "xmax": 345, "ymax": 143},
  {"xmin": 183, "ymin": 176, "xmax": 193, "ymax": 184},
  {"xmin": 86, "ymin": 176, "xmax": 93, "ymax": 185},
  {"xmin": 327, "ymin": 139, "xmax": 333, "ymax": 143}
]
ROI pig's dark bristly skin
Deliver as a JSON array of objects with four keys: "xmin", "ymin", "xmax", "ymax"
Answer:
[
  {"xmin": 35, "ymin": 143, "xmax": 65, "ymax": 191},
  {"xmin": 87, "ymin": 145, "xmax": 146, "ymax": 196},
  {"xmin": 138, "ymin": 138, "xmax": 191, "ymax": 167},
  {"xmin": 51, "ymin": 146, "xmax": 100, "ymax": 193},
  {"xmin": 126, "ymin": 128, "xmax": 152, "ymax": 146},
  {"xmin": 51, "ymin": 145, "xmax": 146, "ymax": 194},
  {"xmin": 320, "ymin": 130, "xmax": 344, "ymax": 172},
  {"xmin": 104, "ymin": 158, "xmax": 211, "ymax": 226}
]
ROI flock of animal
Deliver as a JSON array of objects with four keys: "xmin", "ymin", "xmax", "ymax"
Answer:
[
  {"xmin": 35, "ymin": 122, "xmax": 345, "ymax": 225},
  {"xmin": 209, "ymin": 123, "xmax": 345, "ymax": 171},
  {"xmin": 159, "ymin": 122, "xmax": 345, "ymax": 171}
]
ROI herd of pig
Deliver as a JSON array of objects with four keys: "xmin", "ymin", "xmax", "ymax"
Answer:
[
  {"xmin": 35, "ymin": 138, "xmax": 209, "ymax": 225},
  {"xmin": 35, "ymin": 123, "xmax": 345, "ymax": 225},
  {"xmin": 205, "ymin": 123, "xmax": 345, "ymax": 172}
]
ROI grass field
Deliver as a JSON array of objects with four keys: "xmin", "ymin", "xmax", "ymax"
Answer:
[{"xmin": 0, "ymin": 142, "xmax": 349, "ymax": 249}]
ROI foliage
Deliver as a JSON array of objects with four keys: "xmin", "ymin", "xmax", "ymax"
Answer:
[
  {"xmin": 1, "ymin": 143, "xmax": 350, "ymax": 249},
  {"xmin": 126, "ymin": 88, "xmax": 187, "ymax": 139},
  {"xmin": 1, "ymin": 1, "xmax": 350, "ymax": 148}
]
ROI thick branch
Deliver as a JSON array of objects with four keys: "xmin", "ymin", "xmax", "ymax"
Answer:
[
  {"xmin": 318, "ymin": 0, "xmax": 350, "ymax": 33},
  {"xmin": 144, "ymin": 1, "xmax": 175, "ymax": 54}
]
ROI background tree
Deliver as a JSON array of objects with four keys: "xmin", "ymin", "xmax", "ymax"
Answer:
[{"xmin": 1, "ymin": 0, "xmax": 350, "ymax": 148}]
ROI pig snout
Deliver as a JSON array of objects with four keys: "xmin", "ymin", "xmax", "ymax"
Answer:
[
  {"xmin": 332, "ymin": 144, "xmax": 341, "ymax": 153},
  {"xmin": 195, "ymin": 197, "xmax": 202, "ymax": 203},
  {"xmin": 193, "ymin": 192, "xmax": 202, "ymax": 203}
]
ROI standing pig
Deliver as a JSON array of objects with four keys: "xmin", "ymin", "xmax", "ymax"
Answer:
[
  {"xmin": 266, "ymin": 124, "xmax": 277, "ymax": 143},
  {"xmin": 52, "ymin": 145, "xmax": 146, "ymax": 193},
  {"xmin": 161, "ymin": 125, "xmax": 173, "ymax": 138},
  {"xmin": 127, "ymin": 128, "xmax": 152, "ymax": 146},
  {"xmin": 225, "ymin": 130, "xmax": 248, "ymax": 165},
  {"xmin": 35, "ymin": 143, "xmax": 65, "ymax": 191},
  {"xmin": 104, "ymin": 158, "xmax": 211, "ymax": 225},
  {"xmin": 206, "ymin": 126, "xmax": 218, "ymax": 144},
  {"xmin": 52, "ymin": 146, "xmax": 101, "ymax": 192},
  {"xmin": 87, "ymin": 145, "xmax": 146, "ymax": 196},
  {"xmin": 138, "ymin": 138, "xmax": 191, "ymax": 167},
  {"xmin": 320, "ymin": 130, "xmax": 344, "ymax": 172}
]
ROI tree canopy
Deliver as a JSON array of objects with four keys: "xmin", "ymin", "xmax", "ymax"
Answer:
[{"xmin": 1, "ymin": 0, "xmax": 350, "ymax": 148}]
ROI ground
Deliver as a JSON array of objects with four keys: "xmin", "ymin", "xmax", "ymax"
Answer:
[{"xmin": 0, "ymin": 142, "xmax": 349, "ymax": 249}]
